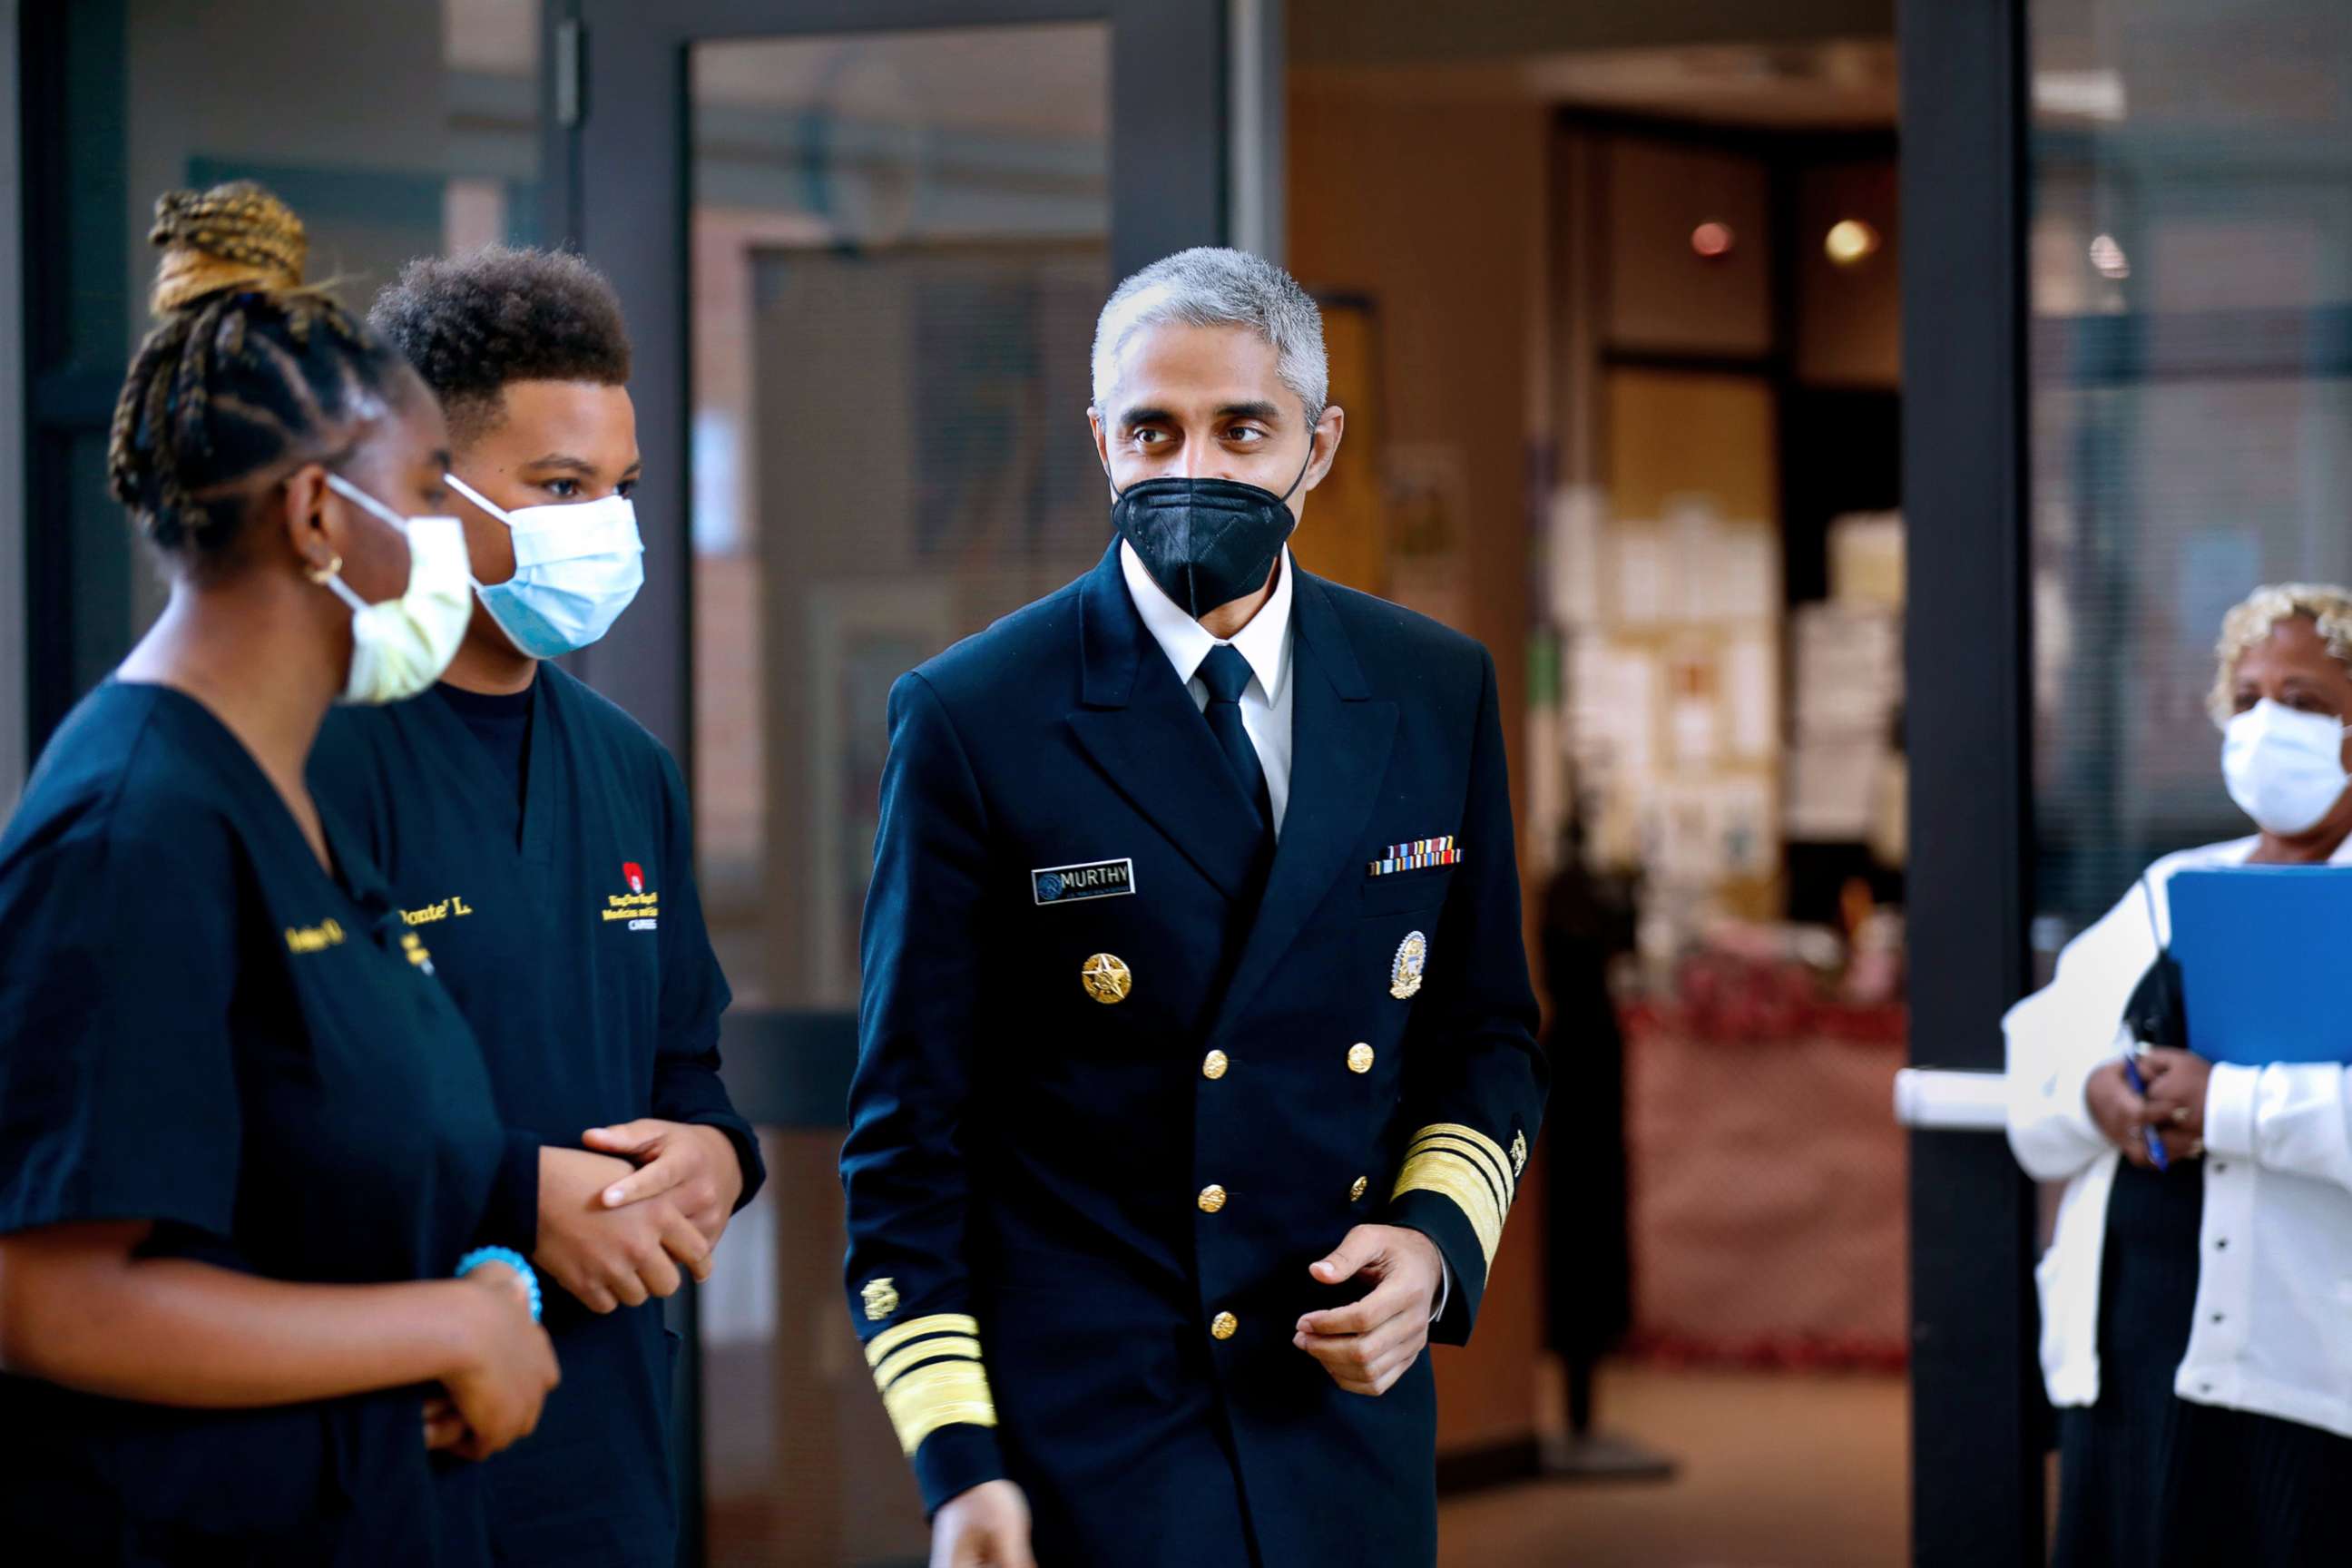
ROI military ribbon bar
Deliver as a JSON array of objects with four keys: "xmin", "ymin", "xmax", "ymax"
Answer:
[{"xmin": 1367, "ymin": 834, "xmax": 1464, "ymax": 877}]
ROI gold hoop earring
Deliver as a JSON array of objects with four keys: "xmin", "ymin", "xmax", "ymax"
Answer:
[{"xmin": 304, "ymin": 553, "xmax": 343, "ymax": 585}]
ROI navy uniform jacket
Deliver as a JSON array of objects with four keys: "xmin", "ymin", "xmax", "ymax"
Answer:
[
  {"xmin": 841, "ymin": 544, "xmax": 1548, "ymax": 1567},
  {"xmin": 310, "ymin": 665, "xmax": 764, "ymax": 1568}
]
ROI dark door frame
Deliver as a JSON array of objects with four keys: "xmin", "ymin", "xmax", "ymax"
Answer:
[
  {"xmin": 540, "ymin": 6, "xmax": 1230, "ymax": 1559},
  {"xmin": 1899, "ymin": 0, "xmax": 2044, "ymax": 1563},
  {"xmin": 18, "ymin": 0, "xmax": 132, "ymax": 761},
  {"xmin": 544, "ymin": 0, "xmax": 1230, "ymax": 761}
]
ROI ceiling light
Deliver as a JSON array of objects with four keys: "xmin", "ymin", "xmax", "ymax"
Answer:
[
  {"xmin": 1690, "ymin": 221, "xmax": 1735, "ymax": 260},
  {"xmin": 1825, "ymin": 219, "xmax": 1880, "ymax": 266}
]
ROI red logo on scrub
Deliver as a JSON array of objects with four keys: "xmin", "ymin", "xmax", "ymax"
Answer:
[{"xmin": 623, "ymin": 862, "xmax": 645, "ymax": 894}]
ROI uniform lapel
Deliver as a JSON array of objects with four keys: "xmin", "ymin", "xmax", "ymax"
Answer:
[
  {"xmin": 1210, "ymin": 571, "xmax": 1397, "ymax": 1038},
  {"xmin": 1065, "ymin": 544, "xmax": 1267, "ymax": 902}
]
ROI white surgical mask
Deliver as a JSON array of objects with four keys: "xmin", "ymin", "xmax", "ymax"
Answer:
[
  {"xmin": 320, "ymin": 474, "xmax": 474, "ymax": 705},
  {"xmin": 2222, "ymin": 698, "xmax": 2351, "ymax": 836},
  {"xmin": 445, "ymin": 473, "xmax": 644, "ymax": 659}
]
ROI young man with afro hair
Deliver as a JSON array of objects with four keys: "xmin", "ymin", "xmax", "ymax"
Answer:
[{"xmin": 308, "ymin": 245, "xmax": 764, "ymax": 1566}]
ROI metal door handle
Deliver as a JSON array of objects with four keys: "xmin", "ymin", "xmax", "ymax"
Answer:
[{"xmin": 1893, "ymin": 1067, "xmax": 2008, "ymax": 1132}]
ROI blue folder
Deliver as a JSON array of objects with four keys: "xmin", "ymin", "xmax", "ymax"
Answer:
[{"xmin": 2168, "ymin": 867, "xmax": 2352, "ymax": 1066}]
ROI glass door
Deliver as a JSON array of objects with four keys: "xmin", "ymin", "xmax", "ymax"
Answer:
[
  {"xmin": 1905, "ymin": 2, "xmax": 2352, "ymax": 1563},
  {"xmin": 686, "ymin": 25, "xmax": 1111, "ymax": 1566},
  {"xmin": 555, "ymin": 4, "xmax": 1229, "ymax": 1561}
]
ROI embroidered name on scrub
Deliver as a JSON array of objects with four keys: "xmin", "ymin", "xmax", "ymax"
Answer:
[
  {"xmin": 402, "ymin": 895, "xmax": 475, "ymax": 926},
  {"xmin": 284, "ymin": 919, "xmax": 347, "ymax": 954},
  {"xmin": 603, "ymin": 891, "xmax": 660, "ymax": 932}
]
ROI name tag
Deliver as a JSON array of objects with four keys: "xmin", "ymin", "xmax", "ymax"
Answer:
[{"xmin": 1033, "ymin": 858, "xmax": 1136, "ymax": 906}]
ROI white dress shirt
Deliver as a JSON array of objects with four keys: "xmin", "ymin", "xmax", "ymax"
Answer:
[
  {"xmin": 1118, "ymin": 539, "xmax": 1453, "ymax": 1321},
  {"xmin": 1119, "ymin": 540, "xmax": 1297, "ymax": 836},
  {"xmin": 2006, "ymin": 833, "xmax": 2352, "ymax": 1438}
]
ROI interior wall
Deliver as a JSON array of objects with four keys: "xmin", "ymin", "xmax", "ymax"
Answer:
[
  {"xmin": 112, "ymin": 0, "xmax": 530, "ymax": 646},
  {"xmin": 1606, "ymin": 138, "xmax": 1774, "ymax": 357},
  {"xmin": 1288, "ymin": 82, "xmax": 1551, "ymax": 1455}
]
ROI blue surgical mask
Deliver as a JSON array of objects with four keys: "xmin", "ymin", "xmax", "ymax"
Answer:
[{"xmin": 446, "ymin": 473, "xmax": 645, "ymax": 659}]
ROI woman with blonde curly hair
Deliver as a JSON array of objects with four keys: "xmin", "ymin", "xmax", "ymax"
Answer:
[{"xmin": 2006, "ymin": 583, "xmax": 2352, "ymax": 1567}]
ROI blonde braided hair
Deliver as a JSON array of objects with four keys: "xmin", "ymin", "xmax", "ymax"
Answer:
[{"xmin": 105, "ymin": 181, "xmax": 405, "ymax": 554}]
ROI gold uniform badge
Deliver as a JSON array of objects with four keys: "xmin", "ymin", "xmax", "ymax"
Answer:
[
  {"xmin": 1081, "ymin": 952, "xmax": 1132, "ymax": 1004},
  {"xmin": 1510, "ymin": 1131, "xmax": 1529, "ymax": 1177},
  {"xmin": 1390, "ymin": 931, "xmax": 1428, "ymax": 999},
  {"xmin": 861, "ymin": 1278, "xmax": 900, "ymax": 1322}
]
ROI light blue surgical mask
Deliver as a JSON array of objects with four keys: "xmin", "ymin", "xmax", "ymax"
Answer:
[{"xmin": 446, "ymin": 473, "xmax": 645, "ymax": 659}]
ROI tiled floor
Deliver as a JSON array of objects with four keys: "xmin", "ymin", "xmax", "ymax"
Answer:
[
  {"xmin": 1436, "ymin": 1365, "xmax": 1909, "ymax": 1568},
  {"xmin": 704, "ymin": 1352, "xmax": 1910, "ymax": 1565}
]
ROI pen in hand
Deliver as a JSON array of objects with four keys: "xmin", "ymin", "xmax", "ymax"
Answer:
[{"xmin": 2122, "ymin": 1053, "xmax": 2170, "ymax": 1171}]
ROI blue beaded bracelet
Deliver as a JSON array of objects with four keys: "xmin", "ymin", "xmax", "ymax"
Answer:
[{"xmin": 456, "ymin": 1246, "xmax": 543, "ymax": 1323}]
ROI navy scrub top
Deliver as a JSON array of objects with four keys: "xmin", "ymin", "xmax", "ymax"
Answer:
[
  {"xmin": 309, "ymin": 664, "xmax": 763, "ymax": 1568},
  {"xmin": 0, "ymin": 681, "xmax": 509, "ymax": 1567}
]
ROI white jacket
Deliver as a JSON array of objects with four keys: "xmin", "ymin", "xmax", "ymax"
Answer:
[{"xmin": 2004, "ymin": 835, "xmax": 2352, "ymax": 1438}]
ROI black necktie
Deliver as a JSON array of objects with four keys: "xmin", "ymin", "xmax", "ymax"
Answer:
[{"xmin": 1196, "ymin": 643, "xmax": 1273, "ymax": 835}]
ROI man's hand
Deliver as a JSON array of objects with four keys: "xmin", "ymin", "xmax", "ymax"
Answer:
[
  {"xmin": 1293, "ymin": 1224, "xmax": 1445, "ymax": 1396},
  {"xmin": 535, "ymin": 1146, "xmax": 714, "ymax": 1313},
  {"xmin": 931, "ymin": 1479, "xmax": 1034, "ymax": 1568},
  {"xmin": 2139, "ymin": 1046, "xmax": 2213, "ymax": 1164},
  {"xmin": 581, "ymin": 1119, "xmax": 745, "ymax": 1243}
]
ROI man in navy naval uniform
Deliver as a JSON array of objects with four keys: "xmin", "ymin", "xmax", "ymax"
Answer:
[{"xmin": 842, "ymin": 248, "xmax": 1549, "ymax": 1568}]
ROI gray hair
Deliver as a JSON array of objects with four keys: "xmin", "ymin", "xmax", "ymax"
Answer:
[
  {"xmin": 1090, "ymin": 248, "xmax": 1328, "ymax": 421},
  {"xmin": 2209, "ymin": 582, "xmax": 2352, "ymax": 725}
]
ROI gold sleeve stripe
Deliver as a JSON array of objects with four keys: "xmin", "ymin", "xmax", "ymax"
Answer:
[
  {"xmin": 1406, "ymin": 1134, "xmax": 1513, "ymax": 1216},
  {"xmin": 1392, "ymin": 1150, "xmax": 1505, "ymax": 1269},
  {"xmin": 880, "ymin": 1357, "xmax": 999, "ymax": 1455},
  {"xmin": 1404, "ymin": 1122, "xmax": 1514, "ymax": 1202},
  {"xmin": 872, "ymin": 1335, "xmax": 984, "ymax": 1390},
  {"xmin": 1393, "ymin": 1122, "xmax": 1520, "ymax": 1274},
  {"xmin": 864, "ymin": 1313, "xmax": 981, "ymax": 1368}
]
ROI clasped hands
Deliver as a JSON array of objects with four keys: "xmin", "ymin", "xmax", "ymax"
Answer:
[
  {"xmin": 2087, "ymin": 1046, "xmax": 2214, "ymax": 1168},
  {"xmin": 421, "ymin": 1122, "xmax": 740, "ymax": 1456},
  {"xmin": 536, "ymin": 1120, "xmax": 745, "ymax": 1313}
]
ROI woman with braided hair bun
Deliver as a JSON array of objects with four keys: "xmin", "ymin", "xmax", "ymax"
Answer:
[{"xmin": 0, "ymin": 182, "xmax": 557, "ymax": 1564}]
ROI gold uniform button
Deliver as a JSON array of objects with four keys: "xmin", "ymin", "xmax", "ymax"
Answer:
[
  {"xmin": 1348, "ymin": 1043, "xmax": 1375, "ymax": 1074},
  {"xmin": 1349, "ymin": 1176, "xmax": 1368, "ymax": 1201},
  {"xmin": 1202, "ymin": 1049, "xmax": 1230, "ymax": 1081},
  {"xmin": 1081, "ymin": 953, "xmax": 1132, "ymax": 1004},
  {"xmin": 1198, "ymin": 1184, "xmax": 1228, "ymax": 1214},
  {"xmin": 1210, "ymin": 1311, "xmax": 1239, "ymax": 1341}
]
